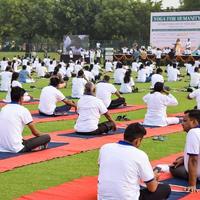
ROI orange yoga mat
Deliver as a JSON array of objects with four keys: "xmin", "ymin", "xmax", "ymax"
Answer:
[
  {"xmin": 18, "ymin": 153, "xmax": 200, "ymax": 200},
  {"xmin": 0, "ymin": 122, "xmax": 182, "ymax": 173}
]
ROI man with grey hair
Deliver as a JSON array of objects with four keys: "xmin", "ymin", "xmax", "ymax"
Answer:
[{"xmin": 74, "ymin": 82, "xmax": 117, "ymax": 135}]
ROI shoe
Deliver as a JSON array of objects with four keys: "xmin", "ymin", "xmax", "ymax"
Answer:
[
  {"xmin": 122, "ymin": 115, "xmax": 130, "ymax": 121},
  {"xmin": 152, "ymin": 136, "xmax": 159, "ymax": 140},
  {"xmin": 116, "ymin": 115, "xmax": 123, "ymax": 121},
  {"xmin": 152, "ymin": 136, "xmax": 166, "ymax": 141},
  {"xmin": 158, "ymin": 136, "xmax": 165, "ymax": 141}
]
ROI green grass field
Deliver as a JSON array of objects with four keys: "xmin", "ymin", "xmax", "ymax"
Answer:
[{"xmin": 0, "ymin": 52, "xmax": 196, "ymax": 199}]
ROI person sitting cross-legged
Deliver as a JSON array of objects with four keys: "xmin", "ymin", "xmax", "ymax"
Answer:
[
  {"xmin": 0, "ymin": 87, "xmax": 51, "ymax": 153},
  {"xmin": 96, "ymin": 75, "xmax": 126, "ymax": 109},
  {"xmin": 38, "ymin": 76, "xmax": 77, "ymax": 116},
  {"xmin": 143, "ymin": 82, "xmax": 180, "ymax": 127},
  {"xmin": 170, "ymin": 109, "xmax": 200, "ymax": 193},
  {"xmin": 74, "ymin": 82, "xmax": 116, "ymax": 135},
  {"xmin": 98, "ymin": 123, "xmax": 171, "ymax": 200}
]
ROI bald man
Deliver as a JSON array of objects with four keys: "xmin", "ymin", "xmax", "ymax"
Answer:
[{"xmin": 74, "ymin": 82, "xmax": 116, "ymax": 135}]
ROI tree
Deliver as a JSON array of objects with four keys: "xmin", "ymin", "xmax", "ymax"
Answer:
[{"xmin": 180, "ymin": 0, "xmax": 200, "ymax": 11}]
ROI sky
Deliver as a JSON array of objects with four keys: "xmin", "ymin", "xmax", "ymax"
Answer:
[{"xmin": 152, "ymin": 0, "xmax": 180, "ymax": 8}]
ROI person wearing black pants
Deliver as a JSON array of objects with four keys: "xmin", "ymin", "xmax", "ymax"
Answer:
[
  {"xmin": 75, "ymin": 82, "xmax": 117, "ymax": 135},
  {"xmin": 140, "ymin": 184, "xmax": 171, "ymax": 200},
  {"xmin": 0, "ymin": 87, "xmax": 51, "ymax": 153},
  {"xmin": 98, "ymin": 123, "xmax": 171, "ymax": 200},
  {"xmin": 20, "ymin": 134, "xmax": 51, "ymax": 152},
  {"xmin": 108, "ymin": 97, "xmax": 126, "ymax": 109},
  {"xmin": 169, "ymin": 110, "xmax": 200, "ymax": 193}
]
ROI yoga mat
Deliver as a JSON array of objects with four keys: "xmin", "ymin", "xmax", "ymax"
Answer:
[
  {"xmin": 58, "ymin": 128, "xmax": 125, "ymax": 139},
  {"xmin": 0, "ymin": 122, "xmax": 183, "ymax": 173},
  {"xmin": 32, "ymin": 105, "xmax": 146, "ymax": 123},
  {"xmin": 0, "ymin": 99, "xmax": 39, "ymax": 106},
  {"xmin": 0, "ymin": 142, "xmax": 68, "ymax": 160},
  {"xmin": 32, "ymin": 111, "xmax": 76, "ymax": 119},
  {"xmin": 19, "ymin": 153, "xmax": 200, "ymax": 200}
]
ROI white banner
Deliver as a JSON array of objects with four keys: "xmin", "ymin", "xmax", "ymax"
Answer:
[{"xmin": 150, "ymin": 11, "xmax": 200, "ymax": 53}]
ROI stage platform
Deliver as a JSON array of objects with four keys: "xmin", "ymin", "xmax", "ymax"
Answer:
[{"xmin": 113, "ymin": 54, "xmax": 200, "ymax": 64}]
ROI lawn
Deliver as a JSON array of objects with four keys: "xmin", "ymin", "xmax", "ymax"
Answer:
[{"xmin": 0, "ymin": 52, "xmax": 195, "ymax": 199}]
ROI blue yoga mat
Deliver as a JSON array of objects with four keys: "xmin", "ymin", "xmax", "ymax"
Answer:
[
  {"xmin": 140, "ymin": 184, "xmax": 188, "ymax": 200},
  {"xmin": 0, "ymin": 142, "xmax": 68, "ymax": 160},
  {"xmin": 162, "ymin": 177, "xmax": 200, "ymax": 189},
  {"xmin": 168, "ymin": 191, "xmax": 188, "ymax": 200},
  {"xmin": 32, "ymin": 111, "xmax": 76, "ymax": 118},
  {"xmin": 58, "ymin": 128, "xmax": 125, "ymax": 139}
]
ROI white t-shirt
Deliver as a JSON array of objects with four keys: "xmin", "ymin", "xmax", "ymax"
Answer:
[
  {"xmin": 120, "ymin": 78, "xmax": 134, "ymax": 93},
  {"xmin": 0, "ymin": 104, "xmax": 33, "ymax": 153},
  {"xmin": 114, "ymin": 68, "xmax": 126, "ymax": 84},
  {"xmin": 0, "ymin": 71, "xmax": 12, "ymax": 91},
  {"xmin": 38, "ymin": 86, "xmax": 65, "ymax": 115},
  {"xmin": 0, "ymin": 60, "xmax": 8, "ymax": 71},
  {"xmin": 84, "ymin": 70, "xmax": 94, "ymax": 81},
  {"xmin": 156, "ymin": 50, "xmax": 162, "ymax": 59},
  {"xmin": 137, "ymin": 69, "xmax": 147, "ymax": 82},
  {"xmin": 131, "ymin": 62, "xmax": 139, "ymax": 72},
  {"xmin": 185, "ymin": 63, "xmax": 195, "ymax": 75},
  {"xmin": 143, "ymin": 92, "xmax": 178, "ymax": 126},
  {"xmin": 91, "ymin": 64, "xmax": 101, "ymax": 76},
  {"xmin": 195, "ymin": 60, "xmax": 200, "ymax": 68},
  {"xmin": 184, "ymin": 128, "xmax": 200, "ymax": 178},
  {"xmin": 98, "ymin": 142, "xmax": 154, "ymax": 200},
  {"xmin": 48, "ymin": 63, "xmax": 56, "ymax": 73},
  {"xmin": 74, "ymin": 64, "xmax": 82, "ymax": 75},
  {"xmin": 37, "ymin": 66, "xmax": 47, "ymax": 77},
  {"xmin": 190, "ymin": 72, "xmax": 200, "ymax": 87},
  {"xmin": 189, "ymin": 89, "xmax": 200, "ymax": 109},
  {"xmin": 151, "ymin": 74, "xmax": 164, "ymax": 88},
  {"xmin": 96, "ymin": 82, "xmax": 117, "ymax": 108},
  {"xmin": 75, "ymin": 95, "xmax": 107, "ymax": 132},
  {"xmin": 105, "ymin": 61, "xmax": 113, "ymax": 72},
  {"xmin": 71, "ymin": 77, "xmax": 87, "ymax": 98},
  {"xmin": 167, "ymin": 68, "xmax": 180, "ymax": 82}
]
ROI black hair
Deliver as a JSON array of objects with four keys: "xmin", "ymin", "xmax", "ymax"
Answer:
[
  {"xmin": 22, "ymin": 65, "xmax": 27, "ymax": 70},
  {"xmin": 172, "ymin": 63, "xmax": 177, "ymax": 68},
  {"xmin": 78, "ymin": 69, "xmax": 84, "ymax": 77},
  {"xmin": 103, "ymin": 75, "xmax": 110, "ymax": 82},
  {"xmin": 53, "ymin": 66, "xmax": 59, "ymax": 75},
  {"xmin": 11, "ymin": 86, "xmax": 26, "ymax": 102},
  {"xmin": 116, "ymin": 62, "xmax": 123, "ymax": 69},
  {"xmin": 194, "ymin": 67, "xmax": 199, "ymax": 72},
  {"xmin": 153, "ymin": 82, "xmax": 164, "ymax": 92},
  {"xmin": 124, "ymin": 123, "xmax": 146, "ymax": 142},
  {"xmin": 156, "ymin": 68, "xmax": 163, "ymax": 74},
  {"xmin": 124, "ymin": 69, "xmax": 131, "ymax": 83},
  {"xmin": 90, "ymin": 64, "xmax": 94, "ymax": 71},
  {"xmin": 184, "ymin": 109, "xmax": 200, "ymax": 124},
  {"xmin": 84, "ymin": 65, "xmax": 89, "ymax": 71},
  {"xmin": 139, "ymin": 64, "xmax": 144, "ymax": 70},
  {"xmin": 50, "ymin": 76, "xmax": 60, "ymax": 87},
  {"xmin": 11, "ymin": 72, "xmax": 19, "ymax": 83},
  {"xmin": 5, "ymin": 66, "xmax": 12, "ymax": 71}
]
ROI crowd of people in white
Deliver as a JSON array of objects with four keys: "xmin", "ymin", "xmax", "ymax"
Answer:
[
  {"xmin": 0, "ymin": 51, "xmax": 200, "ymax": 125},
  {"xmin": 1, "ymin": 48, "xmax": 200, "ymax": 199}
]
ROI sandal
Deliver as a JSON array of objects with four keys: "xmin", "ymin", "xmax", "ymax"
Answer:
[
  {"xmin": 122, "ymin": 115, "xmax": 130, "ymax": 121},
  {"xmin": 116, "ymin": 115, "xmax": 123, "ymax": 121}
]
